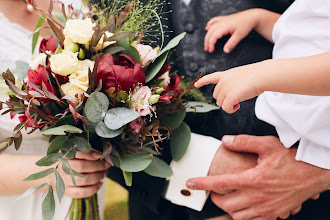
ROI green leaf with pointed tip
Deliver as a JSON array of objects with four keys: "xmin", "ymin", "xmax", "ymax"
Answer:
[
  {"xmin": 24, "ymin": 168, "xmax": 55, "ymax": 181},
  {"xmin": 62, "ymin": 158, "xmax": 86, "ymax": 185},
  {"xmin": 17, "ymin": 183, "xmax": 48, "ymax": 200},
  {"xmin": 144, "ymin": 157, "xmax": 173, "ymax": 178},
  {"xmin": 42, "ymin": 185, "xmax": 55, "ymax": 220},
  {"xmin": 145, "ymin": 51, "xmax": 168, "ymax": 82},
  {"xmin": 117, "ymin": 38, "xmax": 141, "ymax": 64},
  {"xmin": 157, "ymin": 32, "xmax": 186, "ymax": 58},
  {"xmin": 36, "ymin": 153, "xmax": 63, "ymax": 166},
  {"xmin": 160, "ymin": 109, "xmax": 186, "ymax": 130},
  {"xmin": 32, "ymin": 16, "xmax": 45, "ymax": 55},
  {"xmin": 54, "ymin": 170, "xmax": 65, "ymax": 203},
  {"xmin": 52, "ymin": 11, "xmax": 66, "ymax": 25},
  {"xmin": 70, "ymin": 137, "xmax": 91, "ymax": 153},
  {"xmin": 104, "ymin": 107, "xmax": 139, "ymax": 130},
  {"xmin": 185, "ymin": 101, "xmax": 220, "ymax": 113},
  {"xmin": 123, "ymin": 171, "xmax": 132, "ymax": 187},
  {"xmin": 84, "ymin": 92, "xmax": 109, "ymax": 124},
  {"xmin": 170, "ymin": 122, "xmax": 191, "ymax": 161},
  {"xmin": 47, "ymin": 135, "xmax": 67, "ymax": 155},
  {"xmin": 41, "ymin": 125, "xmax": 83, "ymax": 136},
  {"xmin": 120, "ymin": 152, "xmax": 153, "ymax": 172},
  {"xmin": 95, "ymin": 121, "xmax": 124, "ymax": 138}
]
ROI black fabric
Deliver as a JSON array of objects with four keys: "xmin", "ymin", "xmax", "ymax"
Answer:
[{"xmin": 107, "ymin": 0, "xmax": 330, "ymax": 219}]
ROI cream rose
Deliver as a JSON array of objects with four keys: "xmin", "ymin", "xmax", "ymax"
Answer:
[
  {"xmin": 61, "ymin": 83, "xmax": 83, "ymax": 97},
  {"xmin": 49, "ymin": 50, "xmax": 79, "ymax": 76},
  {"xmin": 63, "ymin": 18, "xmax": 95, "ymax": 45},
  {"xmin": 68, "ymin": 60, "xmax": 94, "ymax": 92},
  {"xmin": 136, "ymin": 44, "xmax": 158, "ymax": 68},
  {"xmin": 96, "ymin": 31, "xmax": 116, "ymax": 51}
]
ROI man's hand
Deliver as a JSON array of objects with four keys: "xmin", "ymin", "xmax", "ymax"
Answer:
[{"xmin": 187, "ymin": 135, "xmax": 330, "ymax": 220}]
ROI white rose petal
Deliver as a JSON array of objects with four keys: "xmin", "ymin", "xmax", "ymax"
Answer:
[
  {"xmin": 29, "ymin": 53, "xmax": 48, "ymax": 70},
  {"xmin": 96, "ymin": 31, "xmax": 116, "ymax": 50},
  {"xmin": 49, "ymin": 50, "xmax": 79, "ymax": 76},
  {"xmin": 63, "ymin": 18, "xmax": 96, "ymax": 45},
  {"xmin": 136, "ymin": 44, "xmax": 158, "ymax": 68},
  {"xmin": 68, "ymin": 59, "xmax": 94, "ymax": 91},
  {"xmin": 158, "ymin": 71, "xmax": 171, "ymax": 87},
  {"xmin": 61, "ymin": 82, "xmax": 83, "ymax": 97}
]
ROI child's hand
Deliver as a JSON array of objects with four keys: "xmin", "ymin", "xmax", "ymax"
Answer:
[
  {"xmin": 195, "ymin": 63, "xmax": 265, "ymax": 113},
  {"xmin": 204, "ymin": 9, "xmax": 261, "ymax": 53},
  {"xmin": 54, "ymin": 151, "xmax": 110, "ymax": 198}
]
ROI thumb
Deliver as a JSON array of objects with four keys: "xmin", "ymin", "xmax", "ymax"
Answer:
[
  {"xmin": 221, "ymin": 135, "xmax": 275, "ymax": 156},
  {"xmin": 194, "ymin": 73, "xmax": 220, "ymax": 88}
]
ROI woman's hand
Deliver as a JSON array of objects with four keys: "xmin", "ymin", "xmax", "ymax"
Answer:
[{"xmin": 54, "ymin": 151, "xmax": 111, "ymax": 198}]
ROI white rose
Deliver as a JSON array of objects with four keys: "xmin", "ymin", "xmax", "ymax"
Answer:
[
  {"xmin": 29, "ymin": 52, "xmax": 48, "ymax": 70},
  {"xmin": 136, "ymin": 44, "xmax": 158, "ymax": 68},
  {"xmin": 96, "ymin": 31, "xmax": 116, "ymax": 51},
  {"xmin": 63, "ymin": 18, "xmax": 95, "ymax": 45},
  {"xmin": 68, "ymin": 59, "xmax": 94, "ymax": 92},
  {"xmin": 64, "ymin": 37, "xmax": 79, "ymax": 53},
  {"xmin": 61, "ymin": 82, "xmax": 83, "ymax": 97},
  {"xmin": 158, "ymin": 71, "xmax": 171, "ymax": 87},
  {"xmin": 49, "ymin": 50, "xmax": 79, "ymax": 76}
]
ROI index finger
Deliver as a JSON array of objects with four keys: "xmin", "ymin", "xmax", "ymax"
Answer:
[
  {"xmin": 72, "ymin": 151, "xmax": 102, "ymax": 161},
  {"xmin": 194, "ymin": 73, "xmax": 220, "ymax": 88},
  {"xmin": 206, "ymin": 16, "xmax": 222, "ymax": 30},
  {"xmin": 186, "ymin": 173, "xmax": 245, "ymax": 191}
]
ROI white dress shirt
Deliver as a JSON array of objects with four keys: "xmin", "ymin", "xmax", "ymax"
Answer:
[{"xmin": 256, "ymin": 0, "xmax": 330, "ymax": 169}]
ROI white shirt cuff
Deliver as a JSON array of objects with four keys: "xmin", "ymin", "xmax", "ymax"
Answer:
[
  {"xmin": 296, "ymin": 138, "xmax": 330, "ymax": 170},
  {"xmin": 164, "ymin": 133, "xmax": 221, "ymax": 211}
]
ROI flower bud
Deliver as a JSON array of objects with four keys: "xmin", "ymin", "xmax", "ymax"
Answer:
[
  {"xmin": 148, "ymin": 94, "xmax": 160, "ymax": 104},
  {"xmin": 79, "ymin": 48, "xmax": 85, "ymax": 59},
  {"xmin": 155, "ymin": 87, "xmax": 165, "ymax": 94},
  {"xmin": 116, "ymin": 90, "xmax": 129, "ymax": 103},
  {"xmin": 64, "ymin": 37, "xmax": 79, "ymax": 53}
]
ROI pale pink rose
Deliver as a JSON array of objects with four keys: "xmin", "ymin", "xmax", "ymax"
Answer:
[
  {"xmin": 129, "ymin": 117, "xmax": 145, "ymax": 134},
  {"xmin": 136, "ymin": 44, "xmax": 158, "ymax": 68},
  {"xmin": 158, "ymin": 71, "xmax": 171, "ymax": 87},
  {"xmin": 130, "ymin": 86, "xmax": 152, "ymax": 116}
]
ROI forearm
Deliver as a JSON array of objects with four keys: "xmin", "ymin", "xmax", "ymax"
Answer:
[
  {"xmin": 0, "ymin": 154, "xmax": 50, "ymax": 196},
  {"xmin": 253, "ymin": 9, "xmax": 280, "ymax": 43},
  {"xmin": 259, "ymin": 52, "xmax": 330, "ymax": 95}
]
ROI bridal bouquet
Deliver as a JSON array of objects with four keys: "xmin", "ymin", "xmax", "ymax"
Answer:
[{"xmin": 0, "ymin": 1, "xmax": 217, "ymax": 220}]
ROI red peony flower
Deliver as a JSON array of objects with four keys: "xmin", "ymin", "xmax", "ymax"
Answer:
[
  {"xmin": 39, "ymin": 36, "xmax": 58, "ymax": 53},
  {"xmin": 27, "ymin": 65, "xmax": 49, "ymax": 85},
  {"xmin": 96, "ymin": 54, "xmax": 146, "ymax": 92}
]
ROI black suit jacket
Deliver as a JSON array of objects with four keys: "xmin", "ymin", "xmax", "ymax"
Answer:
[{"xmin": 107, "ymin": 0, "xmax": 330, "ymax": 219}]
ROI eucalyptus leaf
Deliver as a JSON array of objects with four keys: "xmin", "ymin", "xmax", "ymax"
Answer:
[
  {"xmin": 117, "ymin": 38, "xmax": 141, "ymax": 64},
  {"xmin": 32, "ymin": 16, "xmax": 45, "ymax": 55},
  {"xmin": 84, "ymin": 92, "xmax": 109, "ymax": 123},
  {"xmin": 160, "ymin": 109, "xmax": 186, "ymax": 130},
  {"xmin": 47, "ymin": 135, "xmax": 67, "ymax": 155},
  {"xmin": 17, "ymin": 183, "xmax": 48, "ymax": 200},
  {"xmin": 104, "ymin": 107, "xmax": 139, "ymax": 130},
  {"xmin": 15, "ymin": 60, "xmax": 29, "ymax": 80},
  {"xmin": 120, "ymin": 152, "xmax": 152, "ymax": 172},
  {"xmin": 95, "ymin": 121, "xmax": 124, "ymax": 138},
  {"xmin": 156, "ymin": 32, "xmax": 186, "ymax": 59},
  {"xmin": 54, "ymin": 170, "xmax": 65, "ymax": 203},
  {"xmin": 123, "ymin": 171, "xmax": 132, "ymax": 187},
  {"xmin": 145, "ymin": 51, "xmax": 168, "ymax": 82},
  {"xmin": 170, "ymin": 122, "xmax": 191, "ymax": 161},
  {"xmin": 185, "ymin": 101, "xmax": 220, "ymax": 113},
  {"xmin": 24, "ymin": 168, "xmax": 55, "ymax": 181},
  {"xmin": 42, "ymin": 185, "xmax": 55, "ymax": 220},
  {"xmin": 62, "ymin": 158, "xmax": 86, "ymax": 185},
  {"xmin": 144, "ymin": 157, "xmax": 173, "ymax": 178},
  {"xmin": 52, "ymin": 11, "xmax": 66, "ymax": 25},
  {"xmin": 36, "ymin": 153, "xmax": 63, "ymax": 166},
  {"xmin": 41, "ymin": 125, "xmax": 83, "ymax": 136},
  {"xmin": 70, "ymin": 137, "xmax": 91, "ymax": 153}
]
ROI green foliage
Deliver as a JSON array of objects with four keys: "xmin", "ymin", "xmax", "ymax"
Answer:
[
  {"xmin": 52, "ymin": 11, "xmax": 66, "ymax": 25},
  {"xmin": 42, "ymin": 185, "xmax": 55, "ymax": 220},
  {"xmin": 144, "ymin": 157, "xmax": 172, "ymax": 178},
  {"xmin": 55, "ymin": 170, "xmax": 65, "ymax": 203},
  {"xmin": 47, "ymin": 135, "xmax": 67, "ymax": 155},
  {"xmin": 145, "ymin": 51, "xmax": 168, "ymax": 82},
  {"xmin": 84, "ymin": 92, "xmax": 109, "ymax": 123},
  {"xmin": 160, "ymin": 109, "xmax": 186, "ymax": 130},
  {"xmin": 117, "ymin": 38, "xmax": 141, "ymax": 64},
  {"xmin": 104, "ymin": 107, "xmax": 139, "ymax": 130},
  {"xmin": 95, "ymin": 121, "xmax": 124, "ymax": 138},
  {"xmin": 41, "ymin": 125, "xmax": 83, "ymax": 136},
  {"xmin": 62, "ymin": 158, "xmax": 86, "ymax": 185},
  {"xmin": 69, "ymin": 137, "xmax": 91, "ymax": 153},
  {"xmin": 157, "ymin": 32, "xmax": 186, "ymax": 59},
  {"xmin": 170, "ymin": 122, "xmax": 191, "ymax": 161},
  {"xmin": 17, "ymin": 183, "xmax": 48, "ymax": 200},
  {"xmin": 120, "ymin": 152, "xmax": 152, "ymax": 172},
  {"xmin": 36, "ymin": 153, "xmax": 63, "ymax": 166},
  {"xmin": 185, "ymin": 101, "xmax": 220, "ymax": 113},
  {"xmin": 15, "ymin": 60, "xmax": 29, "ymax": 80},
  {"xmin": 32, "ymin": 16, "xmax": 45, "ymax": 55},
  {"xmin": 122, "ymin": 171, "xmax": 132, "ymax": 187},
  {"xmin": 24, "ymin": 168, "xmax": 55, "ymax": 181}
]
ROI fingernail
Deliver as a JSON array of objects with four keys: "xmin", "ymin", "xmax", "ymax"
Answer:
[
  {"xmin": 224, "ymin": 48, "xmax": 230, "ymax": 53},
  {"xmin": 194, "ymin": 82, "xmax": 198, "ymax": 87},
  {"xmin": 92, "ymin": 152, "xmax": 101, "ymax": 159},
  {"xmin": 186, "ymin": 181, "xmax": 196, "ymax": 189},
  {"xmin": 222, "ymin": 135, "xmax": 234, "ymax": 145}
]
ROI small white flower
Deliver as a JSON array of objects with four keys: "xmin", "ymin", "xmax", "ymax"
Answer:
[{"xmin": 136, "ymin": 44, "xmax": 158, "ymax": 68}]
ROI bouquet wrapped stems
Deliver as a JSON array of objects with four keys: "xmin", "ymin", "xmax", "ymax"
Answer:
[{"xmin": 69, "ymin": 194, "xmax": 100, "ymax": 220}]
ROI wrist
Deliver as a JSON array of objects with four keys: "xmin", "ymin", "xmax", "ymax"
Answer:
[{"xmin": 247, "ymin": 8, "xmax": 265, "ymax": 30}]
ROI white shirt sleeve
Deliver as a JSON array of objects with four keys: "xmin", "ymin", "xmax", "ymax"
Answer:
[{"xmin": 164, "ymin": 133, "xmax": 221, "ymax": 211}]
